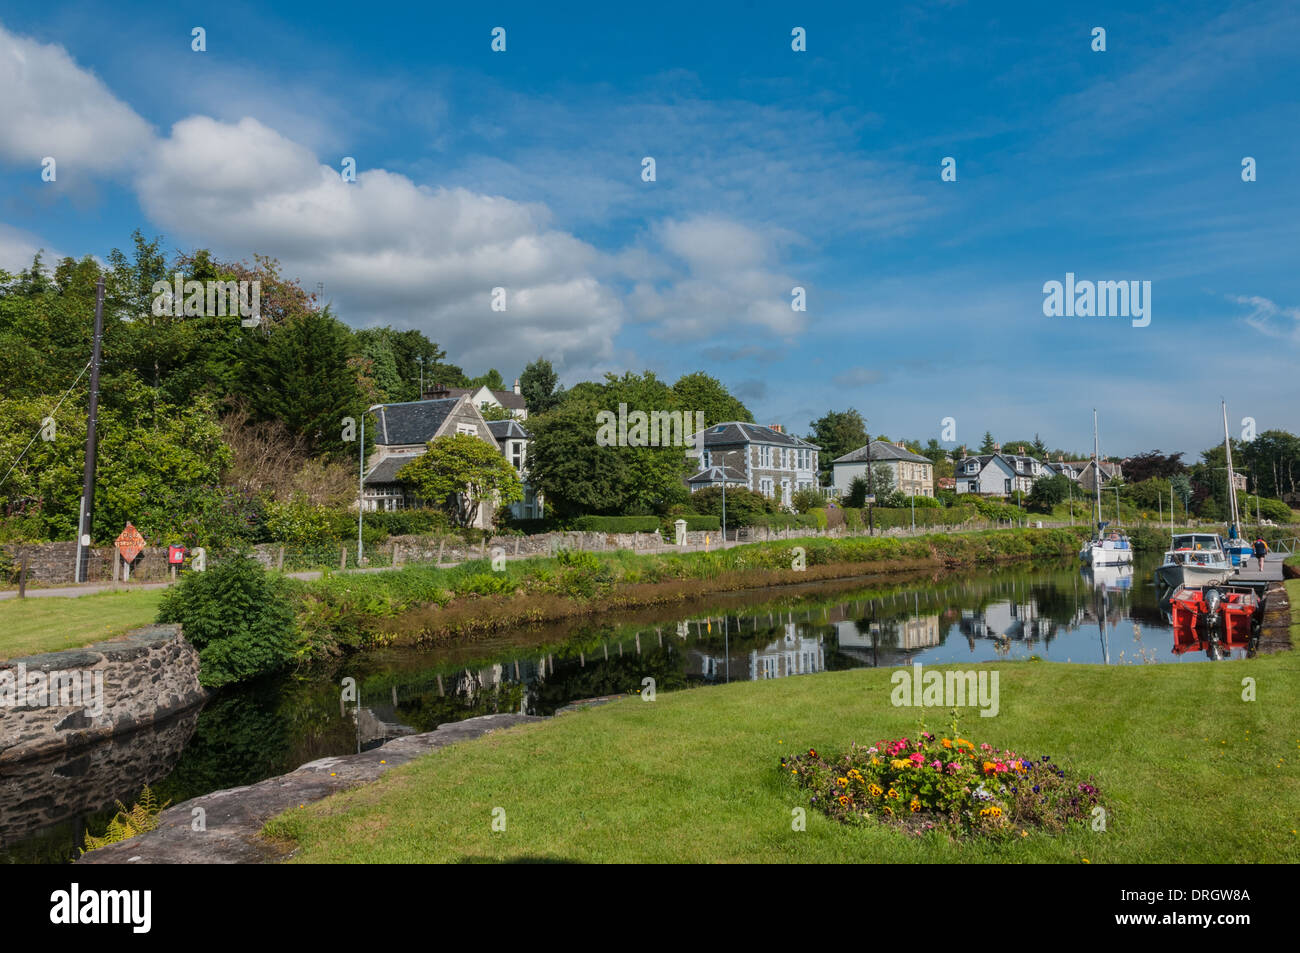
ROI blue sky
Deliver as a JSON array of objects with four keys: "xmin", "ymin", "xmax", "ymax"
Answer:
[{"xmin": 1, "ymin": 0, "xmax": 1297, "ymax": 458}]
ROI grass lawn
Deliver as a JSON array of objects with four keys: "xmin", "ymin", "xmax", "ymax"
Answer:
[
  {"xmin": 266, "ymin": 653, "xmax": 1300, "ymax": 863},
  {"xmin": 1289, "ymin": 579, "xmax": 1300, "ymax": 643},
  {"xmin": 0, "ymin": 589, "xmax": 164, "ymax": 660}
]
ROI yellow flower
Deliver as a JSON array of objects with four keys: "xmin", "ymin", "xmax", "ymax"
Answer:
[
  {"xmin": 868, "ymin": 784, "xmax": 883, "ymax": 797},
  {"xmin": 886, "ymin": 788, "xmax": 899, "ymax": 799},
  {"xmin": 837, "ymin": 777, "xmax": 849, "ymax": 786}
]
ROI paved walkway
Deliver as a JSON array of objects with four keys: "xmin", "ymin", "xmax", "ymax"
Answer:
[{"xmin": 1232, "ymin": 553, "xmax": 1289, "ymax": 583}]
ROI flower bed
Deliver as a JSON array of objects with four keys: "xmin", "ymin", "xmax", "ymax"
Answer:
[{"xmin": 781, "ymin": 731, "xmax": 1103, "ymax": 839}]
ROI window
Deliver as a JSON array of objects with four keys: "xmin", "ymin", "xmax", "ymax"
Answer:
[{"xmin": 456, "ymin": 423, "xmax": 477, "ymax": 437}]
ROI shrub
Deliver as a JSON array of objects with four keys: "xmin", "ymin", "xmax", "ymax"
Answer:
[
  {"xmin": 156, "ymin": 555, "xmax": 298, "ymax": 688},
  {"xmin": 687, "ymin": 486, "xmax": 776, "ymax": 526},
  {"xmin": 265, "ymin": 495, "xmax": 340, "ymax": 550},
  {"xmin": 660, "ymin": 514, "xmax": 720, "ymax": 535},
  {"xmin": 366, "ymin": 508, "xmax": 451, "ymax": 537},
  {"xmin": 781, "ymin": 729, "xmax": 1103, "ymax": 839},
  {"xmin": 571, "ymin": 515, "xmax": 660, "ymax": 533},
  {"xmin": 790, "ymin": 487, "xmax": 825, "ymax": 514}
]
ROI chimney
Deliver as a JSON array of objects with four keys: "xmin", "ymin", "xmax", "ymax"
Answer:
[
  {"xmin": 770, "ymin": 424, "xmax": 783, "ymax": 433},
  {"xmin": 1018, "ymin": 445, "xmax": 1025, "ymax": 455},
  {"xmin": 513, "ymin": 378, "xmax": 521, "ymax": 395},
  {"xmin": 994, "ymin": 442, "xmax": 1001, "ymax": 452}
]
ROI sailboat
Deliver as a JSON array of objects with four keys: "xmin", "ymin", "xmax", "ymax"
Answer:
[
  {"xmin": 1078, "ymin": 410, "xmax": 1134, "ymax": 566},
  {"xmin": 1219, "ymin": 400, "xmax": 1253, "ymax": 568}
]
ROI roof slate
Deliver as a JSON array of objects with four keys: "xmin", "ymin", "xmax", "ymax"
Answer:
[
  {"xmin": 833, "ymin": 440, "xmax": 931, "ymax": 465},
  {"xmin": 374, "ymin": 398, "xmax": 461, "ymax": 446}
]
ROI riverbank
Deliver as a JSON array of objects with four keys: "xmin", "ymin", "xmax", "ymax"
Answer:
[
  {"xmin": 288, "ymin": 527, "xmax": 1090, "ymax": 656},
  {"xmin": 257, "ymin": 651, "xmax": 1300, "ymax": 863}
]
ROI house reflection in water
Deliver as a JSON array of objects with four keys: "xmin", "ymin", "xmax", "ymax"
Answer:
[
  {"xmin": 686, "ymin": 620, "xmax": 826, "ymax": 682},
  {"xmin": 956, "ymin": 599, "xmax": 1058, "ymax": 653},
  {"xmin": 833, "ymin": 614, "xmax": 941, "ymax": 666}
]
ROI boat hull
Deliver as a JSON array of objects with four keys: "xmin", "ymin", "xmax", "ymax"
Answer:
[
  {"xmin": 1080, "ymin": 543, "xmax": 1134, "ymax": 567},
  {"xmin": 1155, "ymin": 562, "xmax": 1232, "ymax": 591}
]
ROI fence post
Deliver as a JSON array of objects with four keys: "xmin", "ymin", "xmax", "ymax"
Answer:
[
  {"xmin": 18, "ymin": 557, "xmax": 28, "ymax": 598},
  {"xmin": 340, "ymin": 546, "xmax": 347, "ymax": 571},
  {"xmin": 277, "ymin": 546, "xmax": 285, "ymax": 570},
  {"xmin": 437, "ymin": 538, "xmax": 445, "ymax": 566}
]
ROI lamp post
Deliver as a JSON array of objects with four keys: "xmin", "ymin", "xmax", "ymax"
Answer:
[{"xmin": 356, "ymin": 403, "xmax": 384, "ymax": 567}]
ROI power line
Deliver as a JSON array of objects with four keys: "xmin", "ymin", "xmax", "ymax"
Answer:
[{"xmin": 0, "ymin": 358, "xmax": 93, "ymax": 494}]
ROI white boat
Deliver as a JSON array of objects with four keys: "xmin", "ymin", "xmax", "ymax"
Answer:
[
  {"xmin": 1080, "ymin": 530, "xmax": 1134, "ymax": 566},
  {"xmin": 1078, "ymin": 411, "xmax": 1134, "ymax": 567},
  {"xmin": 1154, "ymin": 533, "xmax": 1233, "ymax": 590}
]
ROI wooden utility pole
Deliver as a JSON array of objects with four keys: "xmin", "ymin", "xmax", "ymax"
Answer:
[{"xmin": 74, "ymin": 278, "xmax": 105, "ymax": 583}]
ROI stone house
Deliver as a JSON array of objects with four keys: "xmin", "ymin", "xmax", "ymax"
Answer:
[{"xmin": 685, "ymin": 422, "xmax": 820, "ymax": 508}]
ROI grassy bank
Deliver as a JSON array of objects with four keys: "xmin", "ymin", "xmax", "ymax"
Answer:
[
  {"xmin": 264, "ymin": 651, "xmax": 1300, "ymax": 863},
  {"xmin": 0, "ymin": 589, "xmax": 166, "ymax": 660},
  {"xmin": 284, "ymin": 527, "xmax": 1089, "ymax": 656}
]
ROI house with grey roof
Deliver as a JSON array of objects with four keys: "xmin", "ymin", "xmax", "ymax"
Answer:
[
  {"xmin": 831, "ymin": 441, "xmax": 935, "ymax": 498},
  {"xmin": 361, "ymin": 394, "xmax": 542, "ymax": 525},
  {"xmin": 685, "ymin": 422, "xmax": 820, "ymax": 508}
]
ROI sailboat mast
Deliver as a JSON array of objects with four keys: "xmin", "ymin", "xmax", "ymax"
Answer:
[
  {"xmin": 1093, "ymin": 409, "xmax": 1102, "ymax": 527},
  {"xmin": 1222, "ymin": 400, "xmax": 1240, "ymax": 533}
]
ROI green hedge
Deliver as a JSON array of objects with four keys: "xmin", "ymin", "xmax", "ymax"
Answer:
[
  {"xmin": 655, "ymin": 514, "xmax": 721, "ymax": 533},
  {"xmin": 571, "ymin": 515, "xmax": 661, "ymax": 533},
  {"xmin": 750, "ymin": 513, "xmax": 820, "ymax": 531}
]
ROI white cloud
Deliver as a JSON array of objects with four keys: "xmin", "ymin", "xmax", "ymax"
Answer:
[
  {"xmin": 133, "ymin": 115, "xmax": 624, "ymax": 372},
  {"xmin": 0, "ymin": 223, "xmax": 60, "ymax": 272},
  {"xmin": 628, "ymin": 215, "xmax": 804, "ymax": 341},
  {"xmin": 0, "ymin": 23, "xmax": 154, "ymax": 172},
  {"xmin": 1234, "ymin": 294, "xmax": 1300, "ymax": 344}
]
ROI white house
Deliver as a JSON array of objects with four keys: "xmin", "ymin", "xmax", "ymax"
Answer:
[
  {"xmin": 424, "ymin": 380, "xmax": 528, "ymax": 419},
  {"xmin": 954, "ymin": 452, "xmax": 1048, "ymax": 496}
]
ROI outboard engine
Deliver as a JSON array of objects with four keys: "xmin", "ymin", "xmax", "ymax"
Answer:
[{"xmin": 1203, "ymin": 588, "xmax": 1224, "ymax": 660}]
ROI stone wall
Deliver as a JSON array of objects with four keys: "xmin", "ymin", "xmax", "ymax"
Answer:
[
  {"xmin": 0, "ymin": 625, "xmax": 207, "ymax": 765},
  {"xmin": 249, "ymin": 524, "xmax": 837, "ymax": 569},
  {"xmin": 2, "ymin": 542, "xmax": 176, "ymax": 586},
  {"xmin": 0, "ymin": 706, "xmax": 200, "ymax": 854}
]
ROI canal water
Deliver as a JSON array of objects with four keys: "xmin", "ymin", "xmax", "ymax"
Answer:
[{"xmin": 1, "ymin": 554, "xmax": 1228, "ymax": 862}]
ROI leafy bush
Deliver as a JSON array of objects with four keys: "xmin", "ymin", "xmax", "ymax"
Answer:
[
  {"xmin": 659, "ymin": 514, "xmax": 720, "ymax": 535},
  {"xmin": 157, "ymin": 555, "xmax": 298, "ymax": 688},
  {"xmin": 687, "ymin": 486, "xmax": 777, "ymax": 526},
  {"xmin": 781, "ymin": 730, "xmax": 1103, "ymax": 839},
  {"xmin": 265, "ymin": 495, "xmax": 341, "ymax": 550},
  {"xmin": 790, "ymin": 487, "xmax": 825, "ymax": 513},
  {"xmin": 366, "ymin": 508, "xmax": 451, "ymax": 537},
  {"xmin": 750, "ymin": 513, "xmax": 819, "ymax": 531},
  {"xmin": 571, "ymin": 515, "xmax": 660, "ymax": 533}
]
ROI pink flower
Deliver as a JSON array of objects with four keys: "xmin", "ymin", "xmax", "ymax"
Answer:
[
  {"xmin": 930, "ymin": 760, "xmax": 942, "ymax": 770},
  {"xmin": 909, "ymin": 752, "xmax": 925, "ymax": 764}
]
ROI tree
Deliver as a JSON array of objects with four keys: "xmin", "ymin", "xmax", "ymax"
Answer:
[
  {"xmin": 1122, "ymin": 450, "xmax": 1186, "ymax": 484},
  {"xmin": 236, "ymin": 307, "xmax": 364, "ymax": 458},
  {"xmin": 469, "ymin": 368, "xmax": 505, "ymax": 391},
  {"xmin": 671, "ymin": 372, "xmax": 752, "ymax": 428},
  {"xmin": 397, "ymin": 434, "xmax": 522, "ymax": 528},
  {"xmin": 1027, "ymin": 474, "xmax": 1071, "ymax": 512},
  {"xmin": 808, "ymin": 409, "xmax": 868, "ymax": 479},
  {"xmin": 525, "ymin": 372, "xmax": 690, "ymax": 518},
  {"xmin": 519, "ymin": 357, "xmax": 563, "ymax": 415},
  {"xmin": 979, "ymin": 431, "xmax": 997, "ymax": 453}
]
